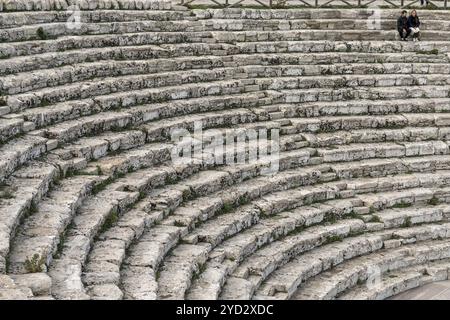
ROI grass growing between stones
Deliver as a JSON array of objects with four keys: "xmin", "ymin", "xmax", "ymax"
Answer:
[
  {"xmin": 417, "ymin": 49, "xmax": 439, "ymax": 55},
  {"xmin": 401, "ymin": 217, "xmax": 413, "ymax": 228},
  {"xmin": 0, "ymin": 96, "xmax": 6, "ymax": 106},
  {"xmin": 392, "ymin": 202, "xmax": 412, "ymax": 209},
  {"xmin": 24, "ymin": 254, "xmax": 45, "ymax": 273},
  {"xmin": 428, "ymin": 196, "xmax": 440, "ymax": 206},
  {"xmin": 36, "ymin": 27, "xmax": 49, "ymax": 40},
  {"xmin": 99, "ymin": 209, "xmax": 119, "ymax": 234}
]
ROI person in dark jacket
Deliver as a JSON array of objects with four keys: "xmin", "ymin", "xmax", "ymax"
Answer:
[
  {"xmin": 421, "ymin": 0, "xmax": 429, "ymax": 6},
  {"xmin": 408, "ymin": 9, "xmax": 421, "ymax": 41},
  {"xmin": 397, "ymin": 10, "xmax": 410, "ymax": 41}
]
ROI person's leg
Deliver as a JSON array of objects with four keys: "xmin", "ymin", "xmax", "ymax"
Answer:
[
  {"xmin": 409, "ymin": 28, "xmax": 415, "ymax": 40},
  {"xmin": 410, "ymin": 29, "xmax": 416, "ymax": 41},
  {"xmin": 398, "ymin": 29, "xmax": 403, "ymax": 40}
]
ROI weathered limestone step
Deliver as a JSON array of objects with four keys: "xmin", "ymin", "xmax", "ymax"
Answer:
[
  {"xmin": 257, "ymin": 234, "xmax": 386, "ymax": 299},
  {"xmin": 0, "ymin": 134, "xmax": 48, "ymax": 182},
  {"xmin": 9, "ymin": 273, "xmax": 52, "ymax": 296},
  {"xmin": 36, "ymin": 112, "xmax": 134, "ymax": 143},
  {"xmin": 0, "ymin": 162, "xmax": 58, "ymax": 272},
  {"xmin": 82, "ymin": 163, "xmax": 197, "ymax": 299},
  {"xmin": 120, "ymin": 266, "xmax": 157, "ymax": 300},
  {"xmin": 7, "ymin": 175, "xmax": 103, "ymax": 274},
  {"xmin": 375, "ymin": 205, "xmax": 448, "ymax": 228},
  {"xmin": 280, "ymin": 85, "xmax": 450, "ymax": 106},
  {"xmin": 0, "ymin": 43, "xmax": 219, "ymax": 75},
  {"xmin": 186, "ymin": 200, "xmax": 361, "ymax": 299},
  {"xmin": 220, "ymin": 219, "xmax": 365, "ymax": 299},
  {"xmin": 106, "ymin": 150, "xmax": 316, "ymax": 298},
  {"xmin": 118, "ymin": 151, "xmax": 319, "ymax": 298},
  {"xmin": 125, "ymin": 162, "xmax": 450, "ymax": 296},
  {"xmin": 49, "ymin": 168, "xmax": 162, "ymax": 299},
  {"xmin": 230, "ymin": 52, "xmax": 449, "ymax": 68},
  {"xmin": 0, "ymin": 31, "xmax": 213, "ymax": 61},
  {"xmin": 6, "ymin": 67, "xmax": 241, "ymax": 111},
  {"xmin": 157, "ymin": 243, "xmax": 211, "ymax": 300},
  {"xmin": 255, "ymin": 74, "xmax": 450, "ymax": 93},
  {"xmin": 200, "ymin": 18, "xmax": 450, "ymax": 32},
  {"xmin": 0, "ymin": 117, "xmax": 30, "ymax": 143},
  {"xmin": 141, "ymin": 108, "xmax": 257, "ymax": 143},
  {"xmin": 86, "ymin": 283, "xmax": 123, "ymax": 300},
  {"xmin": 0, "ymin": 274, "xmax": 33, "ymax": 300},
  {"xmin": 0, "ymin": 10, "xmax": 192, "ymax": 29},
  {"xmin": 153, "ymin": 150, "xmax": 317, "ymax": 225},
  {"xmin": 317, "ymin": 141, "xmax": 449, "ymax": 164},
  {"xmin": 186, "ymin": 259, "xmax": 232, "ymax": 300},
  {"xmin": 307, "ymin": 127, "xmax": 450, "ymax": 148},
  {"xmin": 129, "ymin": 221, "xmax": 184, "ymax": 263},
  {"xmin": 253, "ymin": 177, "xmax": 432, "ymax": 218},
  {"xmin": 49, "ymin": 187, "xmax": 140, "ymax": 300},
  {"xmin": 330, "ymin": 155, "xmax": 450, "ymax": 179},
  {"xmin": 212, "ymin": 30, "xmax": 450, "ymax": 43},
  {"xmin": 181, "ymin": 205, "xmax": 261, "ymax": 246},
  {"xmin": 0, "ymin": 0, "xmax": 174, "ymax": 12},
  {"xmin": 222, "ymin": 186, "xmax": 450, "ymax": 295},
  {"xmin": 268, "ymin": 98, "xmax": 450, "ymax": 118},
  {"xmin": 0, "ymin": 20, "xmax": 203, "ymax": 43},
  {"xmin": 1, "ymin": 55, "xmax": 226, "ymax": 94},
  {"xmin": 258, "ymin": 224, "xmax": 450, "ymax": 300},
  {"xmin": 193, "ymin": 9, "xmax": 450, "ymax": 21},
  {"xmin": 20, "ymin": 91, "xmax": 263, "ymax": 130},
  {"xmin": 1, "ymin": 49, "xmax": 447, "ymax": 79},
  {"xmin": 234, "ymin": 41, "xmax": 450, "ymax": 56},
  {"xmin": 50, "ymin": 130, "xmax": 146, "ymax": 163},
  {"xmin": 188, "ymin": 186, "xmax": 450, "ymax": 300},
  {"xmin": 82, "ymin": 142, "xmax": 172, "ymax": 177},
  {"xmin": 122, "ymin": 225, "xmax": 185, "ymax": 298},
  {"xmin": 6, "ymin": 73, "xmax": 450, "ymax": 113},
  {"xmin": 4, "ymin": 59, "xmax": 450, "ymax": 96},
  {"xmin": 176, "ymin": 162, "xmax": 450, "ymax": 242},
  {"xmin": 340, "ymin": 259, "xmax": 450, "ymax": 300},
  {"xmin": 357, "ymin": 187, "xmax": 439, "ymax": 211},
  {"xmin": 287, "ymin": 112, "xmax": 450, "ymax": 131},
  {"xmin": 6, "ymin": 78, "xmax": 245, "ymax": 113},
  {"xmin": 80, "ymin": 124, "xmax": 301, "ymax": 181}
]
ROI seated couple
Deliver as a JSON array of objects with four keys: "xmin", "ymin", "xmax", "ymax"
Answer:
[{"xmin": 397, "ymin": 9, "xmax": 421, "ymax": 41}]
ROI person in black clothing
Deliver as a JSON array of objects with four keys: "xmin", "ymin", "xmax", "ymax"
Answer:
[
  {"xmin": 421, "ymin": 0, "xmax": 429, "ymax": 6},
  {"xmin": 397, "ymin": 10, "xmax": 410, "ymax": 41},
  {"xmin": 408, "ymin": 9, "xmax": 421, "ymax": 41}
]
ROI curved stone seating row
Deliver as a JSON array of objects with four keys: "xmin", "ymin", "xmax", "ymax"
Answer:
[
  {"xmin": 2, "ymin": 120, "xmax": 450, "ymax": 298},
  {"xmin": 0, "ymin": 0, "xmax": 174, "ymax": 12},
  {"xmin": 258, "ymin": 232, "xmax": 450, "ymax": 299},
  {"xmin": 338, "ymin": 259, "xmax": 450, "ymax": 300},
  {"xmin": 50, "ymin": 144, "xmax": 310, "ymax": 297},
  {"xmin": 2, "ymin": 5, "xmax": 450, "ymax": 300},
  {"xmin": 0, "ymin": 10, "xmax": 192, "ymax": 29},
  {"xmin": 4, "ymin": 56, "xmax": 448, "ymax": 96},
  {"xmin": 192, "ymin": 8, "xmax": 450, "ymax": 21},
  {"xmin": 3, "ymin": 16, "xmax": 450, "ymax": 45},
  {"xmin": 180, "ymin": 172, "xmax": 450, "ymax": 298},
  {"xmin": 120, "ymin": 161, "xmax": 450, "ymax": 298},
  {"xmin": 6, "ymin": 71, "xmax": 448, "ymax": 114},
  {"xmin": 1, "ymin": 44, "xmax": 446, "ymax": 78},
  {"xmin": 199, "ymin": 19, "xmax": 450, "ymax": 32}
]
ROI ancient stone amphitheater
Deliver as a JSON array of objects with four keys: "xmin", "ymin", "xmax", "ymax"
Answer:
[{"xmin": 2, "ymin": 0, "xmax": 450, "ymax": 301}]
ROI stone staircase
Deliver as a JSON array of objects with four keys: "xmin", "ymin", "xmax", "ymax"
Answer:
[{"xmin": 2, "ymin": 0, "xmax": 450, "ymax": 300}]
